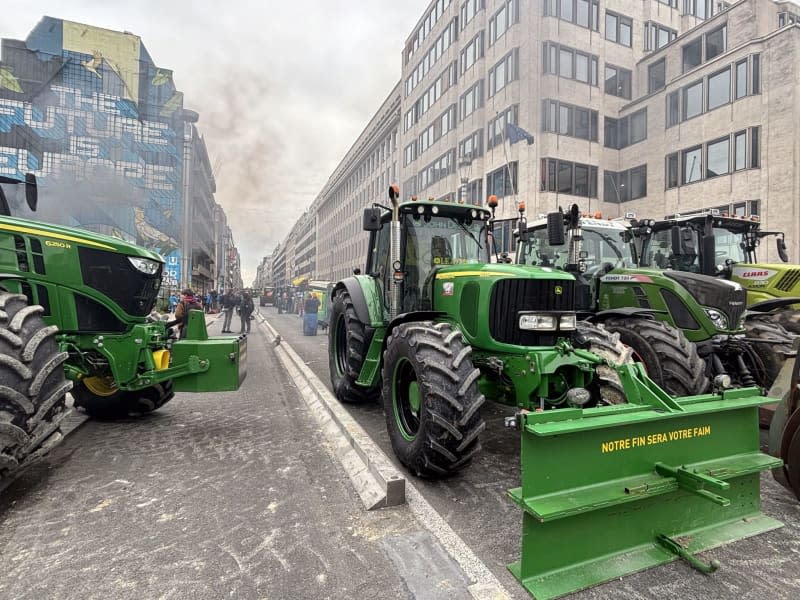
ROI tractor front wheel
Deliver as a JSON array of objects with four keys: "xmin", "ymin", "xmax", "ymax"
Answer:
[
  {"xmin": 745, "ymin": 317, "xmax": 795, "ymax": 388},
  {"xmin": 382, "ymin": 321, "xmax": 485, "ymax": 478},
  {"xmin": 603, "ymin": 317, "xmax": 708, "ymax": 396},
  {"xmin": 73, "ymin": 378, "xmax": 174, "ymax": 419},
  {"xmin": 328, "ymin": 288, "xmax": 378, "ymax": 403},
  {"xmin": 573, "ymin": 321, "xmax": 633, "ymax": 405},
  {"xmin": 0, "ymin": 292, "xmax": 71, "ymax": 476}
]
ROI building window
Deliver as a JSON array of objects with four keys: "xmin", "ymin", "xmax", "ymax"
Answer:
[
  {"xmin": 752, "ymin": 53, "xmax": 760, "ymax": 94},
  {"xmin": 707, "ymin": 67, "xmax": 730, "ymax": 110},
  {"xmin": 734, "ymin": 130, "xmax": 746, "ymax": 171},
  {"xmin": 489, "ymin": 0, "xmax": 519, "ymax": 45},
  {"xmin": 682, "ymin": 146, "xmax": 702, "ymax": 184},
  {"xmin": 486, "ymin": 161, "xmax": 519, "ymax": 198},
  {"xmin": 459, "ymin": 129, "xmax": 484, "ymax": 160},
  {"xmin": 644, "ymin": 22, "xmax": 677, "ymax": 51},
  {"xmin": 604, "ymin": 108, "xmax": 647, "ymax": 149},
  {"xmin": 543, "ymin": 42, "xmax": 598, "ymax": 86},
  {"xmin": 461, "ymin": 0, "xmax": 485, "ymax": 30},
  {"xmin": 648, "ymin": 59, "xmax": 666, "ymax": 93},
  {"xmin": 487, "ymin": 105, "xmax": 519, "ymax": 149},
  {"xmin": 666, "ymin": 153, "xmax": 679, "ymax": 189},
  {"xmin": 605, "ymin": 11, "xmax": 632, "ymax": 47},
  {"xmin": 459, "ymin": 80, "xmax": 484, "ymax": 120},
  {"xmin": 705, "ymin": 25, "xmax": 727, "ymax": 61},
  {"xmin": 667, "ymin": 91, "xmax": 680, "ymax": 127},
  {"xmin": 604, "ymin": 64, "xmax": 631, "ymax": 99},
  {"xmin": 683, "ymin": 80, "xmax": 703, "ymax": 120},
  {"xmin": 489, "ymin": 48, "xmax": 520, "ymax": 97},
  {"xmin": 706, "ymin": 136, "xmax": 730, "ymax": 178},
  {"xmin": 543, "ymin": 100, "xmax": 598, "ymax": 142},
  {"xmin": 630, "ymin": 165, "xmax": 647, "ymax": 200},
  {"xmin": 735, "ymin": 59, "xmax": 747, "ymax": 99},
  {"xmin": 682, "ymin": 37, "xmax": 702, "ymax": 73},
  {"xmin": 541, "ymin": 158, "xmax": 598, "ymax": 198},
  {"xmin": 604, "ymin": 166, "xmax": 647, "ymax": 203},
  {"xmin": 750, "ymin": 126, "xmax": 760, "ymax": 168},
  {"xmin": 460, "ymin": 32, "xmax": 485, "ymax": 74}
]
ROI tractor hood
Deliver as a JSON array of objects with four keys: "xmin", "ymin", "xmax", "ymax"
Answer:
[
  {"xmin": 434, "ymin": 262, "xmax": 575, "ymax": 282},
  {"xmin": 0, "ymin": 215, "xmax": 164, "ymax": 262}
]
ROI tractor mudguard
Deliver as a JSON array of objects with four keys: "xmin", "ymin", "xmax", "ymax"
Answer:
[
  {"xmin": 334, "ymin": 276, "xmax": 384, "ymax": 327},
  {"xmin": 382, "ymin": 311, "xmax": 447, "ymax": 352},
  {"xmin": 747, "ymin": 297, "xmax": 800, "ymax": 314}
]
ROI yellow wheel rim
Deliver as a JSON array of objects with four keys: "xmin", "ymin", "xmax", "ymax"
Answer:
[{"xmin": 83, "ymin": 376, "xmax": 119, "ymax": 397}]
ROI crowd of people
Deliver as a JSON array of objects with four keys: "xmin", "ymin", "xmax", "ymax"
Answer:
[{"xmin": 166, "ymin": 288, "xmax": 255, "ymax": 337}]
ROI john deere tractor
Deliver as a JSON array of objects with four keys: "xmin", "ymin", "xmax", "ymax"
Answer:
[
  {"xmin": 328, "ymin": 188, "xmax": 785, "ymax": 597},
  {"xmin": 517, "ymin": 205, "xmax": 792, "ymax": 394},
  {"xmin": 0, "ymin": 174, "xmax": 246, "ymax": 476},
  {"xmin": 637, "ymin": 212, "xmax": 800, "ymax": 333}
]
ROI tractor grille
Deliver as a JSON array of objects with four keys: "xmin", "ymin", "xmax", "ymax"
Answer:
[
  {"xmin": 489, "ymin": 278, "xmax": 575, "ymax": 346},
  {"xmin": 776, "ymin": 269, "xmax": 800, "ymax": 292}
]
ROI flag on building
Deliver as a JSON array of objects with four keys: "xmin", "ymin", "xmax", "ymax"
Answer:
[{"xmin": 506, "ymin": 122, "xmax": 535, "ymax": 145}]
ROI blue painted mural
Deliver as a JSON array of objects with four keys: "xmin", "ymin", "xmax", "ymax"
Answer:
[{"xmin": 0, "ymin": 17, "xmax": 186, "ymax": 290}]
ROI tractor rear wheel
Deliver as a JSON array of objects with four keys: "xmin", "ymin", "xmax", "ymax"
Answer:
[
  {"xmin": 745, "ymin": 317, "xmax": 795, "ymax": 388},
  {"xmin": 0, "ymin": 292, "xmax": 71, "ymax": 476},
  {"xmin": 73, "ymin": 378, "xmax": 174, "ymax": 419},
  {"xmin": 382, "ymin": 321, "xmax": 485, "ymax": 478},
  {"xmin": 328, "ymin": 288, "xmax": 379, "ymax": 403},
  {"xmin": 574, "ymin": 322, "xmax": 634, "ymax": 405},
  {"xmin": 602, "ymin": 317, "xmax": 709, "ymax": 396}
]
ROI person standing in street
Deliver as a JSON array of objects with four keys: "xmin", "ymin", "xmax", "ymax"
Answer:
[
  {"xmin": 205, "ymin": 291, "xmax": 213, "ymax": 314},
  {"xmin": 221, "ymin": 288, "xmax": 240, "ymax": 333},
  {"xmin": 303, "ymin": 292, "xmax": 321, "ymax": 335},
  {"xmin": 239, "ymin": 290, "xmax": 254, "ymax": 334},
  {"xmin": 168, "ymin": 290, "xmax": 178, "ymax": 314},
  {"xmin": 174, "ymin": 288, "xmax": 202, "ymax": 339}
]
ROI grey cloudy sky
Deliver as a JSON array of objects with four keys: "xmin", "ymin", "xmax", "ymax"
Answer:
[{"xmin": 0, "ymin": 0, "xmax": 424, "ymax": 284}]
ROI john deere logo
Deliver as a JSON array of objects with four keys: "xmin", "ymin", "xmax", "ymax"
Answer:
[{"xmin": 554, "ymin": 286, "xmax": 563, "ymax": 295}]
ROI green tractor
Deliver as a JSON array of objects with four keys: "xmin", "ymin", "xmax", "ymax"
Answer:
[
  {"xmin": 516, "ymin": 205, "xmax": 792, "ymax": 395},
  {"xmin": 637, "ymin": 211, "xmax": 800, "ymax": 332},
  {"xmin": 327, "ymin": 188, "xmax": 785, "ymax": 596},
  {"xmin": 0, "ymin": 174, "xmax": 246, "ymax": 476}
]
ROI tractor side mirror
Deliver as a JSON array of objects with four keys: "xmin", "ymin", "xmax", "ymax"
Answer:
[
  {"xmin": 517, "ymin": 217, "xmax": 529, "ymax": 243},
  {"xmin": 701, "ymin": 234, "xmax": 716, "ymax": 276},
  {"xmin": 547, "ymin": 212, "xmax": 565, "ymax": 246},
  {"xmin": 25, "ymin": 173, "xmax": 37, "ymax": 212},
  {"xmin": 777, "ymin": 236, "xmax": 789, "ymax": 263},
  {"xmin": 670, "ymin": 226, "xmax": 683, "ymax": 255},
  {"xmin": 363, "ymin": 207, "xmax": 382, "ymax": 231}
]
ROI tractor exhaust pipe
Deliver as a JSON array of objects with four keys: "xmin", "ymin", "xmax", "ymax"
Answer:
[{"xmin": 389, "ymin": 184, "xmax": 402, "ymax": 319}]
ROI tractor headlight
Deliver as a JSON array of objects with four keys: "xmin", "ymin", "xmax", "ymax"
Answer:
[
  {"xmin": 705, "ymin": 308, "xmax": 728, "ymax": 330},
  {"xmin": 559, "ymin": 314, "xmax": 577, "ymax": 330},
  {"xmin": 519, "ymin": 314, "xmax": 557, "ymax": 331},
  {"xmin": 128, "ymin": 256, "xmax": 161, "ymax": 275}
]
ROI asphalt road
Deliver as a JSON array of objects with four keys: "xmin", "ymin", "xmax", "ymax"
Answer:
[
  {"xmin": 0, "ymin": 313, "xmax": 475, "ymax": 600},
  {"xmin": 262, "ymin": 306, "xmax": 800, "ymax": 600}
]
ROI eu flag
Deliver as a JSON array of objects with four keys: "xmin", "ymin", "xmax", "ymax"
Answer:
[{"xmin": 506, "ymin": 122, "xmax": 535, "ymax": 145}]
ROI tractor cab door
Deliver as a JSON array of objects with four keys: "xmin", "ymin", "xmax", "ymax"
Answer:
[{"xmin": 366, "ymin": 223, "xmax": 393, "ymax": 314}]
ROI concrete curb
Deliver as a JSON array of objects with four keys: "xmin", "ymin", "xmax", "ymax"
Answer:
[{"xmin": 256, "ymin": 313, "xmax": 406, "ymax": 510}]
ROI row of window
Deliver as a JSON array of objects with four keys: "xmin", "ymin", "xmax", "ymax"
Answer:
[
  {"xmin": 542, "ymin": 0, "xmax": 600, "ymax": 32},
  {"xmin": 541, "ymin": 100, "xmax": 599, "ymax": 142},
  {"xmin": 460, "ymin": 31, "xmax": 484, "ymax": 75},
  {"xmin": 605, "ymin": 165, "xmax": 647, "ymax": 203},
  {"xmin": 487, "ymin": 161, "xmax": 519, "ymax": 198},
  {"xmin": 644, "ymin": 22, "xmax": 677, "ymax": 52},
  {"xmin": 666, "ymin": 54, "xmax": 760, "ymax": 127},
  {"xmin": 604, "ymin": 108, "xmax": 647, "ymax": 150},
  {"xmin": 418, "ymin": 149, "xmax": 457, "ymax": 191},
  {"xmin": 488, "ymin": 48, "xmax": 520, "ymax": 98},
  {"xmin": 683, "ymin": 1, "xmax": 730, "ymax": 20},
  {"xmin": 542, "ymin": 41, "xmax": 599, "ymax": 86},
  {"xmin": 406, "ymin": 0, "xmax": 453, "ymax": 64},
  {"xmin": 487, "ymin": 104, "xmax": 519, "ymax": 150},
  {"xmin": 605, "ymin": 64, "xmax": 632, "ymax": 99},
  {"xmin": 666, "ymin": 127, "xmax": 760, "ymax": 188},
  {"xmin": 682, "ymin": 24, "xmax": 727, "ymax": 73},
  {"xmin": 406, "ymin": 104, "xmax": 457, "ymax": 166},
  {"xmin": 405, "ymin": 61, "xmax": 458, "ymax": 132},
  {"xmin": 489, "ymin": 0, "xmax": 519, "ymax": 45},
  {"xmin": 405, "ymin": 17, "xmax": 458, "ymax": 97},
  {"xmin": 459, "ymin": 79, "xmax": 484, "ymax": 120},
  {"xmin": 459, "ymin": 128, "xmax": 483, "ymax": 161},
  {"xmin": 540, "ymin": 158, "xmax": 599, "ymax": 198},
  {"xmin": 460, "ymin": 0, "xmax": 484, "ymax": 30},
  {"xmin": 605, "ymin": 11, "xmax": 633, "ymax": 47}
]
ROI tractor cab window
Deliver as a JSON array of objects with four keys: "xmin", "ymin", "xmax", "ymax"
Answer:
[
  {"xmin": 646, "ymin": 228, "xmax": 700, "ymax": 272},
  {"xmin": 518, "ymin": 228, "xmax": 567, "ymax": 268},
  {"xmin": 519, "ymin": 225, "xmax": 633, "ymax": 273},
  {"xmin": 368, "ymin": 224, "xmax": 393, "ymax": 311},
  {"xmin": 402, "ymin": 213, "xmax": 488, "ymax": 312},
  {"xmin": 712, "ymin": 227, "xmax": 746, "ymax": 264}
]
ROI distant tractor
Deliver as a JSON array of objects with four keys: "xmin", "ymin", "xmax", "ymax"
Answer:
[
  {"xmin": 0, "ymin": 174, "xmax": 246, "ymax": 477},
  {"xmin": 517, "ymin": 206, "xmax": 793, "ymax": 394}
]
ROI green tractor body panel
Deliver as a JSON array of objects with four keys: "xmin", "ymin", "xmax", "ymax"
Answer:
[
  {"xmin": 509, "ymin": 380, "xmax": 781, "ymax": 599},
  {"xmin": 0, "ymin": 212, "xmax": 245, "ymax": 397}
]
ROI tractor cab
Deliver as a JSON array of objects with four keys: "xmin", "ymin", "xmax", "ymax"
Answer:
[{"xmin": 364, "ymin": 199, "xmax": 491, "ymax": 314}]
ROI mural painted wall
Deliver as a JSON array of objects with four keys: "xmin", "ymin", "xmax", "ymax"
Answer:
[{"xmin": 0, "ymin": 17, "xmax": 186, "ymax": 290}]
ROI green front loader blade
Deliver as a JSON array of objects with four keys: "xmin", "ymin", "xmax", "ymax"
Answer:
[{"xmin": 508, "ymin": 387, "xmax": 782, "ymax": 600}]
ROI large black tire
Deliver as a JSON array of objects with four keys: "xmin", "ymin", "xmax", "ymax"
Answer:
[
  {"xmin": 382, "ymin": 321, "xmax": 485, "ymax": 478},
  {"xmin": 574, "ymin": 321, "xmax": 634, "ymax": 405},
  {"xmin": 0, "ymin": 292, "xmax": 71, "ymax": 476},
  {"xmin": 745, "ymin": 317, "xmax": 795, "ymax": 388},
  {"xmin": 328, "ymin": 288, "xmax": 379, "ymax": 403},
  {"xmin": 73, "ymin": 379, "xmax": 174, "ymax": 419},
  {"xmin": 603, "ymin": 317, "xmax": 709, "ymax": 396}
]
